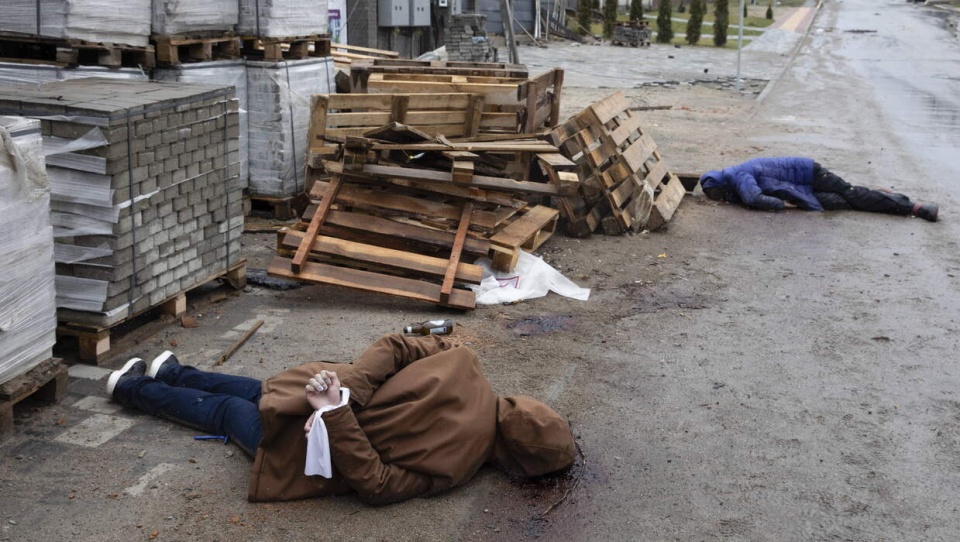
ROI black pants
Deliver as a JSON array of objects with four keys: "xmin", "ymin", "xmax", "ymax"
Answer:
[{"xmin": 813, "ymin": 163, "xmax": 915, "ymax": 215}]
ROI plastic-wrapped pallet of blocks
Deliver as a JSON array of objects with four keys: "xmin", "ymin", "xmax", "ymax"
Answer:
[
  {"xmin": 0, "ymin": 78, "xmax": 243, "ymax": 328},
  {"xmin": 238, "ymin": 0, "xmax": 329, "ymax": 38},
  {"xmin": 0, "ymin": 62, "xmax": 149, "ymax": 86},
  {"xmin": 152, "ymin": 0, "xmax": 239, "ymax": 37},
  {"xmin": 154, "ymin": 60, "xmax": 248, "ymax": 188},
  {"xmin": 246, "ymin": 57, "xmax": 333, "ymax": 198},
  {"xmin": 0, "ymin": 0, "xmax": 152, "ymax": 47},
  {"xmin": 0, "ymin": 116, "xmax": 57, "ymax": 384}
]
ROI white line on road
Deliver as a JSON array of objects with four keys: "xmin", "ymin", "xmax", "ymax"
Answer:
[
  {"xmin": 124, "ymin": 463, "xmax": 178, "ymax": 496},
  {"xmin": 54, "ymin": 414, "xmax": 135, "ymax": 448}
]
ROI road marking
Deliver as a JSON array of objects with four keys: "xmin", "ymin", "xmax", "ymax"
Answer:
[
  {"xmin": 68, "ymin": 365, "xmax": 111, "ymax": 380},
  {"xmin": 72, "ymin": 396, "xmax": 123, "ymax": 415},
  {"xmin": 124, "ymin": 463, "xmax": 178, "ymax": 496},
  {"xmin": 54, "ymin": 414, "xmax": 135, "ymax": 448},
  {"xmin": 220, "ymin": 312, "xmax": 284, "ymax": 340}
]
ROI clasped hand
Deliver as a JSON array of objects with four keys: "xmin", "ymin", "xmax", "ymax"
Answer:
[{"xmin": 303, "ymin": 370, "xmax": 341, "ymax": 433}]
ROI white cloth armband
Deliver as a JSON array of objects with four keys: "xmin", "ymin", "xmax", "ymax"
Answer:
[{"xmin": 304, "ymin": 387, "xmax": 351, "ymax": 478}]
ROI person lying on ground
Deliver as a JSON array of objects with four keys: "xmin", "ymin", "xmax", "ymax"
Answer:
[
  {"xmin": 699, "ymin": 157, "xmax": 939, "ymax": 221},
  {"xmin": 105, "ymin": 334, "xmax": 576, "ymax": 504}
]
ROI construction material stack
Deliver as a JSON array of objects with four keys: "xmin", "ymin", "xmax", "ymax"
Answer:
[
  {"xmin": 152, "ymin": 0, "xmax": 239, "ymax": 37},
  {"xmin": 0, "ymin": 116, "xmax": 57, "ymax": 384},
  {"xmin": 238, "ymin": 0, "xmax": 330, "ymax": 38},
  {"xmin": 0, "ymin": 78, "xmax": 245, "ymax": 362}
]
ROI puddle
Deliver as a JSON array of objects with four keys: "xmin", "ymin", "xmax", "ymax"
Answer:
[{"xmin": 507, "ymin": 315, "xmax": 577, "ymax": 336}]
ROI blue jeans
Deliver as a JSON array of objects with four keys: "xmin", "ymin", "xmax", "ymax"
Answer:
[{"xmin": 113, "ymin": 365, "xmax": 263, "ymax": 457}]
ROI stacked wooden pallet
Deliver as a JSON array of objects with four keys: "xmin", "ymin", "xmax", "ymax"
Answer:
[
  {"xmin": 349, "ymin": 60, "xmax": 563, "ymax": 135},
  {"xmin": 548, "ymin": 91, "xmax": 686, "ymax": 236},
  {"xmin": 269, "ymin": 103, "xmax": 576, "ymax": 310},
  {"xmin": 331, "ymin": 43, "xmax": 400, "ymax": 71}
]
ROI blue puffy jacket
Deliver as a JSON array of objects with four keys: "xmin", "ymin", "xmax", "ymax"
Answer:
[{"xmin": 700, "ymin": 157, "xmax": 822, "ymax": 211}]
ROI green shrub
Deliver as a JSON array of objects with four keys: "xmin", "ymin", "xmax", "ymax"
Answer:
[
  {"xmin": 657, "ymin": 0, "xmax": 674, "ymax": 43},
  {"xmin": 766, "ymin": 2, "xmax": 774, "ymax": 19},
  {"xmin": 713, "ymin": 0, "xmax": 729, "ymax": 46},
  {"xmin": 630, "ymin": 0, "xmax": 644, "ymax": 21},
  {"xmin": 686, "ymin": 0, "xmax": 704, "ymax": 45},
  {"xmin": 603, "ymin": 0, "xmax": 618, "ymax": 37}
]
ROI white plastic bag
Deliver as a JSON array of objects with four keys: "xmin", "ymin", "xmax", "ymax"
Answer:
[{"xmin": 471, "ymin": 250, "xmax": 590, "ymax": 305}]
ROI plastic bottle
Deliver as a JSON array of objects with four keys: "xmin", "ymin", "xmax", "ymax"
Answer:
[{"xmin": 403, "ymin": 319, "xmax": 455, "ymax": 335}]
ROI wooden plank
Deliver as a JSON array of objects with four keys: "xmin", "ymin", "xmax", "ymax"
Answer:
[
  {"xmin": 280, "ymin": 230, "xmax": 483, "ymax": 284},
  {"xmin": 360, "ymin": 163, "xmax": 565, "ymax": 196},
  {"xmin": 369, "ymin": 141, "xmax": 556, "ymax": 152},
  {"xmin": 441, "ymin": 202, "xmax": 473, "ymax": 303},
  {"xmin": 584, "ymin": 91, "xmax": 632, "ymax": 126},
  {"xmin": 330, "ymin": 43, "xmax": 401, "ymax": 57},
  {"xmin": 269, "ymin": 256, "xmax": 476, "ymax": 310},
  {"xmin": 326, "ymin": 110, "xmax": 468, "ymax": 129},
  {"xmin": 367, "ymin": 78, "xmax": 522, "ymax": 106},
  {"xmin": 645, "ymin": 173, "xmax": 686, "ymax": 231},
  {"xmin": 620, "ymin": 131, "xmax": 658, "ymax": 173},
  {"xmin": 291, "ymin": 175, "xmax": 341, "ymax": 274}
]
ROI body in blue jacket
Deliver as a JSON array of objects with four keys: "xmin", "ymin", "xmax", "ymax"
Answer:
[{"xmin": 700, "ymin": 157, "xmax": 938, "ymax": 221}]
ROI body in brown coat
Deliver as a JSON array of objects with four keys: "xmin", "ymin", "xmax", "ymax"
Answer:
[{"xmin": 249, "ymin": 334, "xmax": 576, "ymax": 504}]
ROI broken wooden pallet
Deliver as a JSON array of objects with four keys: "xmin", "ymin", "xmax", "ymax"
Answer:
[
  {"xmin": 240, "ymin": 34, "xmax": 331, "ymax": 61},
  {"xmin": 549, "ymin": 91, "xmax": 686, "ymax": 236}
]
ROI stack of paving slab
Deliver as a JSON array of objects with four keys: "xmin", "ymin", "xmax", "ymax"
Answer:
[
  {"xmin": 154, "ymin": 61, "xmax": 248, "ymax": 188},
  {"xmin": 445, "ymin": 14, "xmax": 495, "ymax": 62},
  {"xmin": 246, "ymin": 57, "xmax": 333, "ymax": 198},
  {"xmin": 0, "ymin": 0, "xmax": 152, "ymax": 47},
  {"xmin": 0, "ymin": 78, "xmax": 243, "ymax": 328},
  {"xmin": 0, "ymin": 116, "xmax": 57, "ymax": 384},
  {"xmin": 237, "ymin": 0, "xmax": 330, "ymax": 37},
  {"xmin": 152, "ymin": 0, "xmax": 239, "ymax": 36}
]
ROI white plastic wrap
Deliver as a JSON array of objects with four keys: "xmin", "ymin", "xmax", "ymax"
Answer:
[
  {"xmin": 0, "ymin": 62, "xmax": 148, "ymax": 87},
  {"xmin": 246, "ymin": 57, "xmax": 333, "ymax": 197},
  {"xmin": 238, "ymin": 0, "xmax": 330, "ymax": 38},
  {"xmin": 0, "ymin": 116, "xmax": 57, "ymax": 384},
  {"xmin": 154, "ymin": 61, "xmax": 248, "ymax": 188},
  {"xmin": 0, "ymin": 0, "xmax": 152, "ymax": 47},
  {"xmin": 152, "ymin": 0, "xmax": 239, "ymax": 37}
]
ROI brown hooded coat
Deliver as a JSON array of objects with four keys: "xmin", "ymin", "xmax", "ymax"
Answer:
[{"xmin": 248, "ymin": 334, "xmax": 575, "ymax": 504}]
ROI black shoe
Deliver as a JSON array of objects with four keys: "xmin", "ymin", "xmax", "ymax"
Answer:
[
  {"xmin": 147, "ymin": 350, "xmax": 181, "ymax": 383},
  {"xmin": 913, "ymin": 203, "xmax": 939, "ymax": 222},
  {"xmin": 106, "ymin": 357, "xmax": 146, "ymax": 398}
]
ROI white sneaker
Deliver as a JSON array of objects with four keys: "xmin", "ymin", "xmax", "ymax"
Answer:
[
  {"xmin": 106, "ymin": 357, "xmax": 145, "ymax": 397},
  {"xmin": 147, "ymin": 351, "xmax": 180, "ymax": 380}
]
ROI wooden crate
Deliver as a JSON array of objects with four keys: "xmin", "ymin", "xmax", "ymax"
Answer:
[{"xmin": 549, "ymin": 91, "xmax": 685, "ymax": 236}]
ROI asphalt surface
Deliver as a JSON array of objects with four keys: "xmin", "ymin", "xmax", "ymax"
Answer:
[{"xmin": 3, "ymin": 1, "xmax": 960, "ymax": 540}]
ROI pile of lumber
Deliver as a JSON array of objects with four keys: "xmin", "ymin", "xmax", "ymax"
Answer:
[{"xmin": 269, "ymin": 110, "xmax": 575, "ymax": 310}]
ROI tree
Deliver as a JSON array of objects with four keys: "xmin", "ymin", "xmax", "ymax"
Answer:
[
  {"xmin": 766, "ymin": 2, "xmax": 774, "ymax": 19},
  {"xmin": 630, "ymin": 0, "xmax": 644, "ymax": 22},
  {"xmin": 577, "ymin": 0, "xmax": 593, "ymax": 35},
  {"xmin": 743, "ymin": 2, "xmax": 748, "ymax": 18},
  {"xmin": 656, "ymin": 0, "xmax": 674, "ymax": 43},
  {"xmin": 603, "ymin": 0, "xmax": 619, "ymax": 37},
  {"xmin": 713, "ymin": 0, "xmax": 729, "ymax": 47},
  {"xmin": 685, "ymin": 0, "xmax": 704, "ymax": 45}
]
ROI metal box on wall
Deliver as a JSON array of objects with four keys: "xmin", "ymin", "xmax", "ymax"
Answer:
[
  {"xmin": 411, "ymin": 0, "xmax": 430, "ymax": 26},
  {"xmin": 379, "ymin": 0, "xmax": 408, "ymax": 26}
]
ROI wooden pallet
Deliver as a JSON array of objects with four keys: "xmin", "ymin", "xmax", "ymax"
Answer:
[
  {"xmin": 549, "ymin": 91, "xmax": 686, "ymax": 236},
  {"xmin": 0, "ymin": 358, "xmax": 68, "ymax": 438},
  {"xmin": 153, "ymin": 35, "xmax": 241, "ymax": 65},
  {"xmin": 331, "ymin": 43, "xmax": 400, "ymax": 69},
  {"xmin": 271, "ymin": 124, "xmax": 573, "ymax": 309},
  {"xmin": 349, "ymin": 58, "xmax": 529, "ymax": 93},
  {"xmin": 57, "ymin": 260, "xmax": 247, "ymax": 364},
  {"xmin": 248, "ymin": 194, "xmax": 310, "ymax": 220},
  {"xmin": 361, "ymin": 69, "xmax": 563, "ymax": 134},
  {"xmin": 0, "ymin": 35, "xmax": 155, "ymax": 69},
  {"xmin": 240, "ymin": 34, "xmax": 331, "ymax": 61}
]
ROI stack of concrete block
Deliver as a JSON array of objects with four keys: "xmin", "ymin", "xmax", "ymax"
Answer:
[
  {"xmin": 154, "ymin": 60, "xmax": 248, "ymax": 188},
  {"xmin": 238, "ymin": 0, "xmax": 330, "ymax": 38},
  {"xmin": 0, "ymin": 62, "xmax": 149, "ymax": 86},
  {"xmin": 152, "ymin": 0, "xmax": 239, "ymax": 37},
  {"xmin": 0, "ymin": 116, "xmax": 57, "ymax": 383},
  {"xmin": 246, "ymin": 57, "xmax": 333, "ymax": 198},
  {"xmin": 0, "ymin": 78, "xmax": 242, "ymax": 328},
  {"xmin": 0, "ymin": 0, "xmax": 152, "ymax": 47},
  {"xmin": 445, "ymin": 14, "xmax": 496, "ymax": 62}
]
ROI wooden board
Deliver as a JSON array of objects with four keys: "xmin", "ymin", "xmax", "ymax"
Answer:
[
  {"xmin": 0, "ymin": 358, "xmax": 67, "ymax": 438},
  {"xmin": 489, "ymin": 205, "xmax": 560, "ymax": 271}
]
